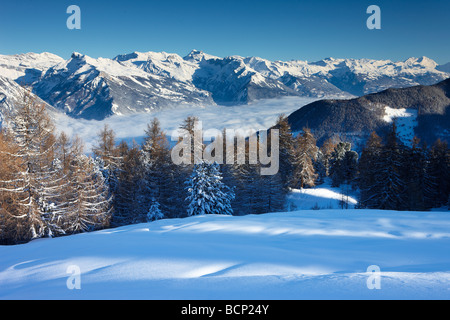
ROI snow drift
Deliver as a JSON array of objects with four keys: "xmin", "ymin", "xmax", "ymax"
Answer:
[{"xmin": 1, "ymin": 209, "xmax": 450, "ymax": 299}]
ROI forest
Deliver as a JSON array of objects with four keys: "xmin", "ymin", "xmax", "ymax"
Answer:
[{"xmin": 0, "ymin": 93, "xmax": 449, "ymax": 245}]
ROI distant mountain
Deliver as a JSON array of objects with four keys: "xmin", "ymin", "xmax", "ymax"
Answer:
[
  {"xmin": 287, "ymin": 78, "xmax": 450, "ymax": 149},
  {"xmin": 437, "ymin": 62, "xmax": 450, "ymax": 73},
  {"xmin": 31, "ymin": 52, "xmax": 214, "ymax": 120},
  {"xmin": 0, "ymin": 52, "xmax": 64, "ymax": 86},
  {"xmin": 0, "ymin": 50, "xmax": 449, "ymax": 120}
]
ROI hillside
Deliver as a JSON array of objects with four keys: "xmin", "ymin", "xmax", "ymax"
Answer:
[
  {"xmin": 1, "ymin": 209, "xmax": 450, "ymax": 299},
  {"xmin": 287, "ymin": 78, "xmax": 450, "ymax": 147}
]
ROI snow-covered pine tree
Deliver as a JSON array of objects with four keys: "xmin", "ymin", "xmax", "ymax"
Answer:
[
  {"xmin": 147, "ymin": 198, "xmax": 164, "ymax": 222},
  {"xmin": 185, "ymin": 161, "xmax": 235, "ymax": 216}
]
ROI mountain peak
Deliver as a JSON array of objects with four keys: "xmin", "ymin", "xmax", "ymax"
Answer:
[
  {"xmin": 184, "ymin": 50, "xmax": 219, "ymax": 63},
  {"xmin": 71, "ymin": 52, "xmax": 86, "ymax": 60},
  {"xmin": 404, "ymin": 56, "xmax": 438, "ymax": 69}
]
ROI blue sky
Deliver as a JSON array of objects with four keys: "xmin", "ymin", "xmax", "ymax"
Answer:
[{"xmin": 0, "ymin": 0, "xmax": 449, "ymax": 64}]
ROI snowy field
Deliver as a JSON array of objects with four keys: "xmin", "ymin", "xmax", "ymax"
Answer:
[
  {"xmin": 287, "ymin": 180, "xmax": 358, "ymax": 210},
  {"xmin": 1, "ymin": 208, "xmax": 450, "ymax": 300}
]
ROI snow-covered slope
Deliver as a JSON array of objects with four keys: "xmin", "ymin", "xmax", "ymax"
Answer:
[
  {"xmin": 0, "ymin": 52, "xmax": 64, "ymax": 86},
  {"xmin": 1, "ymin": 209, "xmax": 450, "ymax": 299}
]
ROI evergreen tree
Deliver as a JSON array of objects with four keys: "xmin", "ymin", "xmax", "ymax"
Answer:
[
  {"xmin": 142, "ymin": 118, "xmax": 182, "ymax": 218},
  {"xmin": 147, "ymin": 198, "xmax": 164, "ymax": 222},
  {"xmin": 359, "ymin": 123, "xmax": 407, "ymax": 210},
  {"xmin": 114, "ymin": 141, "xmax": 147, "ymax": 224},
  {"xmin": 358, "ymin": 131, "xmax": 383, "ymax": 208},
  {"xmin": 424, "ymin": 139, "xmax": 450, "ymax": 208},
  {"xmin": 403, "ymin": 137, "xmax": 426, "ymax": 210},
  {"xmin": 185, "ymin": 161, "xmax": 235, "ymax": 216}
]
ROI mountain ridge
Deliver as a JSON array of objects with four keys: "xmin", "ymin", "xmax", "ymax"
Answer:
[
  {"xmin": 287, "ymin": 77, "xmax": 450, "ymax": 148},
  {"xmin": 0, "ymin": 50, "xmax": 449, "ymax": 120}
]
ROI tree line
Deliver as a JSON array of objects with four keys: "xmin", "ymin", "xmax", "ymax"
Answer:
[{"xmin": 1, "ymin": 93, "xmax": 449, "ymax": 244}]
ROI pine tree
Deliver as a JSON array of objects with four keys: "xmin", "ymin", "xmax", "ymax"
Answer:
[
  {"xmin": 403, "ymin": 137, "xmax": 426, "ymax": 210},
  {"xmin": 142, "ymin": 118, "xmax": 182, "ymax": 218},
  {"xmin": 185, "ymin": 161, "xmax": 235, "ymax": 216},
  {"xmin": 147, "ymin": 198, "xmax": 164, "ymax": 222},
  {"xmin": 424, "ymin": 139, "xmax": 450, "ymax": 208},
  {"xmin": 114, "ymin": 141, "xmax": 147, "ymax": 224},
  {"xmin": 358, "ymin": 131, "xmax": 383, "ymax": 208},
  {"xmin": 359, "ymin": 124, "xmax": 407, "ymax": 210},
  {"xmin": 314, "ymin": 150, "xmax": 327, "ymax": 185}
]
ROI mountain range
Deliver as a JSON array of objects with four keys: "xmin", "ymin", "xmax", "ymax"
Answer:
[{"xmin": 1, "ymin": 50, "xmax": 449, "ymax": 120}]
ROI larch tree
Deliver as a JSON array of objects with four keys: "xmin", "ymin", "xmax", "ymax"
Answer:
[
  {"xmin": 2, "ymin": 91, "xmax": 64, "ymax": 240},
  {"xmin": 292, "ymin": 128, "xmax": 318, "ymax": 189}
]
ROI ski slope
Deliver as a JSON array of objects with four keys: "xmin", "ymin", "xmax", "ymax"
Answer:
[{"xmin": 1, "ymin": 209, "xmax": 450, "ymax": 300}]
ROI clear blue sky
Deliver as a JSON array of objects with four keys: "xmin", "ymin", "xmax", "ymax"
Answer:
[{"xmin": 0, "ymin": 0, "xmax": 449, "ymax": 64}]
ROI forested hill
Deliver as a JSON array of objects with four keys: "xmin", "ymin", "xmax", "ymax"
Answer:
[{"xmin": 287, "ymin": 78, "xmax": 450, "ymax": 148}]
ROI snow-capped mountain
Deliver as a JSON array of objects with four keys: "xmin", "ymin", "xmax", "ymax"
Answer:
[
  {"xmin": 0, "ymin": 52, "xmax": 64, "ymax": 86},
  {"xmin": 31, "ymin": 52, "xmax": 214, "ymax": 120},
  {"xmin": 0, "ymin": 50, "xmax": 448, "ymax": 120}
]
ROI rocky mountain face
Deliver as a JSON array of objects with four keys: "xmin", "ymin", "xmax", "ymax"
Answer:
[{"xmin": 0, "ymin": 50, "xmax": 449, "ymax": 120}]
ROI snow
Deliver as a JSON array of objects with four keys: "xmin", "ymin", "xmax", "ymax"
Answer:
[
  {"xmin": 383, "ymin": 106, "xmax": 418, "ymax": 146},
  {"xmin": 0, "ymin": 52, "xmax": 64, "ymax": 81},
  {"xmin": 1, "ymin": 207, "xmax": 450, "ymax": 299},
  {"xmin": 287, "ymin": 181, "xmax": 358, "ymax": 210}
]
